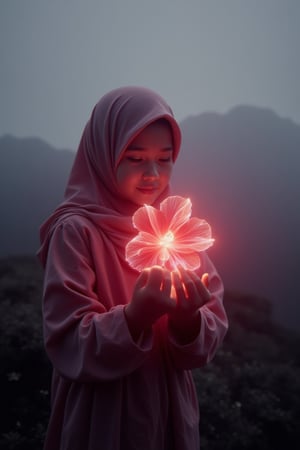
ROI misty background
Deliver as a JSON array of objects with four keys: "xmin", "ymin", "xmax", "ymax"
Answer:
[
  {"xmin": 1, "ymin": 1, "xmax": 300, "ymax": 331},
  {"xmin": 1, "ymin": 0, "xmax": 300, "ymax": 149}
]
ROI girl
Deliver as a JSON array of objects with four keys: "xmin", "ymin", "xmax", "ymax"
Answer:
[{"xmin": 38, "ymin": 86, "xmax": 228, "ymax": 450}]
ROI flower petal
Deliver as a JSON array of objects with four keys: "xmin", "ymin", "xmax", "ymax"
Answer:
[
  {"xmin": 126, "ymin": 247, "xmax": 163, "ymax": 271},
  {"xmin": 132, "ymin": 204, "xmax": 167, "ymax": 236},
  {"xmin": 129, "ymin": 231, "xmax": 158, "ymax": 246},
  {"xmin": 160, "ymin": 196, "xmax": 192, "ymax": 232},
  {"xmin": 174, "ymin": 217, "xmax": 214, "ymax": 252},
  {"xmin": 126, "ymin": 196, "xmax": 214, "ymax": 272},
  {"xmin": 166, "ymin": 250, "xmax": 201, "ymax": 271},
  {"xmin": 125, "ymin": 232, "xmax": 163, "ymax": 271},
  {"xmin": 126, "ymin": 244, "xmax": 163, "ymax": 271}
]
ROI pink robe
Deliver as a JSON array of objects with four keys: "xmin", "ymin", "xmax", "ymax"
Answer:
[{"xmin": 38, "ymin": 86, "xmax": 228, "ymax": 450}]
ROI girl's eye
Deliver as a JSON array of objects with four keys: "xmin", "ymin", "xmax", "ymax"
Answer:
[
  {"xmin": 125, "ymin": 155, "xmax": 172, "ymax": 163},
  {"xmin": 127, "ymin": 157, "xmax": 143, "ymax": 163},
  {"xmin": 159, "ymin": 157, "xmax": 172, "ymax": 163}
]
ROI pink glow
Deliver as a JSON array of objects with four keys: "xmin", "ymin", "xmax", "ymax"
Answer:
[{"xmin": 125, "ymin": 196, "xmax": 214, "ymax": 271}]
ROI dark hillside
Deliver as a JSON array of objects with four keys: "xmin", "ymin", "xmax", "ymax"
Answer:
[
  {"xmin": 0, "ymin": 135, "xmax": 74, "ymax": 256},
  {"xmin": 1, "ymin": 106, "xmax": 300, "ymax": 331},
  {"xmin": 172, "ymin": 107, "xmax": 300, "ymax": 330}
]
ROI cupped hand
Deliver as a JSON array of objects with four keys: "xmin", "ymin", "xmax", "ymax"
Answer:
[
  {"xmin": 168, "ymin": 268, "xmax": 211, "ymax": 342},
  {"xmin": 125, "ymin": 266, "xmax": 176, "ymax": 339},
  {"xmin": 172, "ymin": 268, "xmax": 211, "ymax": 311}
]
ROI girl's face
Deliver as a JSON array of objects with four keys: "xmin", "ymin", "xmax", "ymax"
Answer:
[{"xmin": 116, "ymin": 120, "xmax": 174, "ymax": 206}]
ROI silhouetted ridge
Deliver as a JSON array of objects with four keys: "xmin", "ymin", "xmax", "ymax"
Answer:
[
  {"xmin": 1, "ymin": 105, "xmax": 300, "ymax": 330},
  {"xmin": 0, "ymin": 135, "xmax": 74, "ymax": 256},
  {"xmin": 173, "ymin": 106, "xmax": 300, "ymax": 331}
]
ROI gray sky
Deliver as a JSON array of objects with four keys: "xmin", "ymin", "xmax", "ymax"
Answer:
[{"xmin": 1, "ymin": 0, "xmax": 300, "ymax": 150}]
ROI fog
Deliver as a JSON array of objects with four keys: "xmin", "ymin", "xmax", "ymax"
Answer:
[{"xmin": 1, "ymin": 0, "xmax": 300, "ymax": 150}]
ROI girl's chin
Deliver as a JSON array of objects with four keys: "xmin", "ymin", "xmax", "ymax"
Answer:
[{"xmin": 133, "ymin": 191, "xmax": 161, "ymax": 205}]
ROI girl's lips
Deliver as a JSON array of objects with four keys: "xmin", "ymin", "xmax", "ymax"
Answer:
[{"xmin": 137, "ymin": 186, "xmax": 158, "ymax": 194}]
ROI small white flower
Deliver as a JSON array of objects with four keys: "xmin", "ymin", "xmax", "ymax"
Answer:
[{"xmin": 7, "ymin": 371, "xmax": 21, "ymax": 381}]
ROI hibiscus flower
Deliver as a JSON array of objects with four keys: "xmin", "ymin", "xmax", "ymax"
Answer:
[{"xmin": 125, "ymin": 196, "xmax": 214, "ymax": 272}]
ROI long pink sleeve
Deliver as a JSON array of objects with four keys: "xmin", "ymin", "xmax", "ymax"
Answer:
[
  {"xmin": 41, "ymin": 217, "xmax": 227, "ymax": 450},
  {"xmin": 43, "ymin": 220, "xmax": 153, "ymax": 382}
]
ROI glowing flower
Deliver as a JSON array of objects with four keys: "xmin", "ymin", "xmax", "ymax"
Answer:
[{"xmin": 125, "ymin": 196, "xmax": 214, "ymax": 271}]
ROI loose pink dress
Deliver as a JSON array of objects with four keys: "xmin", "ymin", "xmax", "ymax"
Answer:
[{"xmin": 38, "ymin": 86, "xmax": 228, "ymax": 450}]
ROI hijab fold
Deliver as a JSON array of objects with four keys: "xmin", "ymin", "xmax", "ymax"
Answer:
[{"xmin": 38, "ymin": 86, "xmax": 181, "ymax": 266}]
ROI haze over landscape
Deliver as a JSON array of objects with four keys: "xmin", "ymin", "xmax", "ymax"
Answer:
[
  {"xmin": 1, "ymin": 106, "xmax": 299, "ymax": 332},
  {"xmin": 2, "ymin": 6, "xmax": 300, "ymax": 449},
  {"xmin": 1, "ymin": 2, "xmax": 299, "ymax": 331},
  {"xmin": 1, "ymin": 1, "xmax": 300, "ymax": 150}
]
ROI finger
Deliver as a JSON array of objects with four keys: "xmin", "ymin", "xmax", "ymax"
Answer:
[
  {"xmin": 147, "ymin": 266, "xmax": 164, "ymax": 289},
  {"xmin": 189, "ymin": 271, "xmax": 211, "ymax": 302},
  {"xmin": 172, "ymin": 271, "xmax": 187, "ymax": 307},
  {"xmin": 178, "ymin": 269, "xmax": 198, "ymax": 301},
  {"xmin": 201, "ymin": 272, "xmax": 209, "ymax": 289},
  {"xmin": 135, "ymin": 270, "xmax": 149, "ymax": 290},
  {"xmin": 160, "ymin": 270, "xmax": 172, "ymax": 296},
  {"xmin": 173, "ymin": 272, "xmax": 191, "ymax": 313}
]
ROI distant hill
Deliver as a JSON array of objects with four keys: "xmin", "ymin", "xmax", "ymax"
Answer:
[
  {"xmin": 0, "ymin": 135, "xmax": 74, "ymax": 256},
  {"xmin": 172, "ymin": 105, "xmax": 300, "ymax": 331},
  {"xmin": 0, "ymin": 106, "xmax": 299, "ymax": 330}
]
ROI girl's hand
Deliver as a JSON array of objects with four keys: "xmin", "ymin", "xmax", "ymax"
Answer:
[
  {"xmin": 125, "ymin": 266, "xmax": 176, "ymax": 340},
  {"xmin": 168, "ymin": 268, "xmax": 211, "ymax": 343}
]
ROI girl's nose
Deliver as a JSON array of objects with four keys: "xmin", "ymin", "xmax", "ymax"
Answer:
[{"xmin": 143, "ymin": 162, "xmax": 159, "ymax": 179}]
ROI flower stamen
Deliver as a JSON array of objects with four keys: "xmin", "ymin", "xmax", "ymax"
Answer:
[
  {"xmin": 159, "ymin": 230, "xmax": 174, "ymax": 248},
  {"xmin": 158, "ymin": 231, "xmax": 174, "ymax": 263}
]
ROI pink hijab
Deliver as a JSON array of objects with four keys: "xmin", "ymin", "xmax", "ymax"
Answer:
[{"xmin": 38, "ymin": 86, "xmax": 181, "ymax": 265}]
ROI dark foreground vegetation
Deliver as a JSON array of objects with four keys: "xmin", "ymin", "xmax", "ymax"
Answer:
[{"xmin": 1, "ymin": 256, "xmax": 300, "ymax": 449}]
